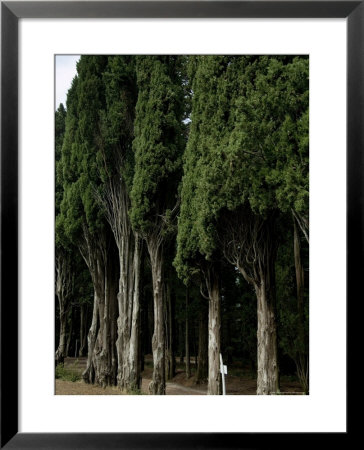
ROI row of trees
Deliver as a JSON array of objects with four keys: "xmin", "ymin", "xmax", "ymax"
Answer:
[{"xmin": 55, "ymin": 55, "xmax": 309, "ymax": 394}]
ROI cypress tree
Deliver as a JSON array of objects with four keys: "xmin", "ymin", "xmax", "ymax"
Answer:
[
  {"xmin": 130, "ymin": 56, "xmax": 185, "ymax": 394},
  {"xmin": 175, "ymin": 56, "xmax": 229, "ymax": 394},
  {"xmin": 59, "ymin": 56, "xmax": 119, "ymax": 387},
  {"xmin": 97, "ymin": 56, "xmax": 142, "ymax": 391}
]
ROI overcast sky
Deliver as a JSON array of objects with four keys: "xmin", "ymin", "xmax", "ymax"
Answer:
[{"xmin": 55, "ymin": 55, "xmax": 80, "ymax": 110}]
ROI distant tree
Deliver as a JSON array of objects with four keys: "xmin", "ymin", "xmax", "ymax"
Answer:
[
  {"xmin": 276, "ymin": 224, "xmax": 309, "ymax": 393},
  {"xmin": 73, "ymin": 260, "xmax": 93, "ymax": 357},
  {"xmin": 292, "ymin": 217, "xmax": 309, "ymax": 393}
]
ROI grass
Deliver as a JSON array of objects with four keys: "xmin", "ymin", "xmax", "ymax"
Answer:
[{"xmin": 55, "ymin": 363, "xmax": 81, "ymax": 382}]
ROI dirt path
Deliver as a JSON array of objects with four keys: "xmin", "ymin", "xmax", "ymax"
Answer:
[
  {"xmin": 141, "ymin": 378, "xmax": 206, "ymax": 395},
  {"xmin": 56, "ymin": 357, "xmax": 303, "ymax": 395}
]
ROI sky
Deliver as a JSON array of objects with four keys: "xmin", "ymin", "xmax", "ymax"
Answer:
[{"xmin": 55, "ymin": 55, "xmax": 80, "ymax": 110}]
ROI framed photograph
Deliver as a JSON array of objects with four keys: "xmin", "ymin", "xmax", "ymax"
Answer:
[{"xmin": 1, "ymin": 1, "xmax": 356, "ymax": 448}]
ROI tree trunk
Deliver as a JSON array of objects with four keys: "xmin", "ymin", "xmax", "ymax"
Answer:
[
  {"xmin": 221, "ymin": 210, "xmax": 279, "ymax": 395},
  {"xmin": 93, "ymin": 259, "xmax": 107, "ymax": 386},
  {"xmin": 55, "ymin": 308, "xmax": 67, "ymax": 365},
  {"xmin": 65, "ymin": 308, "xmax": 73, "ymax": 357},
  {"xmin": 140, "ymin": 249, "xmax": 146, "ymax": 373},
  {"xmin": 255, "ymin": 259, "xmax": 279, "ymax": 395},
  {"xmin": 116, "ymin": 231, "xmax": 142, "ymax": 392},
  {"xmin": 196, "ymin": 298, "xmax": 208, "ymax": 383},
  {"xmin": 293, "ymin": 217, "xmax": 309, "ymax": 393},
  {"xmin": 81, "ymin": 231, "xmax": 119, "ymax": 387},
  {"xmin": 139, "ymin": 268, "xmax": 149, "ymax": 372},
  {"xmin": 97, "ymin": 253, "xmax": 118, "ymax": 387},
  {"xmin": 91, "ymin": 258, "xmax": 118, "ymax": 388},
  {"xmin": 128, "ymin": 235, "xmax": 142, "ymax": 389},
  {"xmin": 83, "ymin": 291, "xmax": 99, "ymax": 384},
  {"xmin": 79, "ymin": 304, "xmax": 86, "ymax": 357},
  {"xmin": 185, "ymin": 287, "xmax": 191, "ymax": 379},
  {"xmin": 147, "ymin": 239, "xmax": 166, "ymax": 395},
  {"xmin": 206, "ymin": 270, "xmax": 221, "ymax": 395}
]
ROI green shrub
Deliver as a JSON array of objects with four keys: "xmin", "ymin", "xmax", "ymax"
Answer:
[{"xmin": 55, "ymin": 363, "xmax": 81, "ymax": 382}]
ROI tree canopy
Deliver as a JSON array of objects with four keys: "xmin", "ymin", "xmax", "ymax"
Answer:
[
  {"xmin": 130, "ymin": 56, "xmax": 185, "ymax": 236},
  {"xmin": 175, "ymin": 56, "xmax": 309, "ymax": 273}
]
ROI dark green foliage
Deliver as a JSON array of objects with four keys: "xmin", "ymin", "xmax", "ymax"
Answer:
[
  {"xmin": 176, "ymin": 56, "xmax": 309, "ymax": 275},
  {"xmin": 55, "ymin": 103, "xmax": 67, "ymax": 218},
  {"xmin": 130, "ymin": 56, "xmax": 185, "ymax": 235},
  {"xmin": 55, "ymin": 103, "xmax": 66, "ymax": 161},
  {"xmin": 99, "ymin": 56, "xmax": 137, "ymax": 190},
  {"xmin": 59, "ymin": 56, "xmax": 109, "ymax": 244}
]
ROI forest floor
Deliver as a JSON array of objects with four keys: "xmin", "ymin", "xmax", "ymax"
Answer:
[{"xmin": 55, "ymin": 356, "xmax": 303, "ymax": 395}]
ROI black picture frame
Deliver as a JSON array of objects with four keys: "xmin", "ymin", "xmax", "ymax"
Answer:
[{"xmin": 0, "ymin": 1, "xmax": 357, "ymax": 448}]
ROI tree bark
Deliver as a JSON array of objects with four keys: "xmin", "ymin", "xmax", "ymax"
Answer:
[
  {"xmin": 237, "ymin": 248, "xmax": 279, "ymax": 395},
  {"xmin": 98, "ymin": 252, "xmax": 118, "ymax": 386},
  {"xmin": 255, "ymin": 266, "xmax": 279, "ymax": 395},
  {"xmin": 83, "ymin": 290, "xmax": 99, "ymax": 384},
  {"xmin": 65, "ymin": 307, "xmax": 73, "ymax": 357},
  {"xmin": 116, "ymin": 232, "xmax": 142, "ymax": 392},
  {"xmin": 100, "ymin": 183, "xmax": 142, "ymax": 392},
  {"xmin": 80, "ymin": 229, "xmax": 118, "ymax": 387},
  {"xmin": 79, "ymin": 304, "xmax": 88, "ymax": 357},
  {"xmin": 92, "ymin": 258, "xmax": 107, "ymax": 386},
  {"xmin": 128, "ymin": 235, "xmax": 142, "ymax": 389},
  {"xmin": 55, "ymin": 308, "xmax": 67, "ymax": 365},
  {"xmin": 206, "ymin": 270, "xmax": 221, "ymax": 395},
  {"xmin": 147, "ymin": 239, "xmax": 166, "ymax": 395},
  {"xmin": 140, "ymin": 250, "xmax": 146, "ymax": 373}
]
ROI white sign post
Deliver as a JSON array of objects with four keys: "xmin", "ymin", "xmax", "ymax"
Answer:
[{"xmin": 219, "ymin": 353, "xmax": 227, "ymax": 395}]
